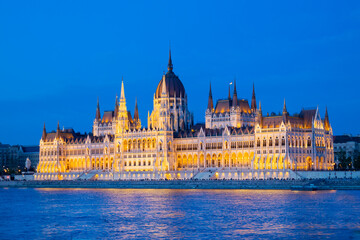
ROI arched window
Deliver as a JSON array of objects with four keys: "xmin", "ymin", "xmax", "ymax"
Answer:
[
  {"xmin": 282, "ymin": 136, "xmax": 285, "ymax": 146},
  {"xmin": 269, "ymin": 137, "xmax": 273, "ymax": 147},
  {"xmin": 275, "ymin": 137, "xmax": 279, "ymax": 146},
  {"xmin": 307, "ymin": 137, "xmax": 311, "ymax": 147},
  {"xmin": 263, "ymin": 138, "xmax": 267, "ymax": 147},
  {"xmin": 257, "ymin": 138, "xmax": 261, "ymax": 147}
]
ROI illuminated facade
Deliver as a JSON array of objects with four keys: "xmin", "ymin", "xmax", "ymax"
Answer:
[{"xmin": 36, "ymin": 52, "xmax": 334, "ymax": 180}]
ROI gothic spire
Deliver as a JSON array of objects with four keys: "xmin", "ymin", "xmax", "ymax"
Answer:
[
  {"xmin": 251, "ymin": 83, "xmax": 257, "ymax": 111},
  {"xmin": 161, "ymin": 75, "xmax": 167, "ymax": 97},
  {"xmin": 114, "ymin": 95, "xmax": 119, "ymax": 118},
  {"xmin": 55, "ymin": 121, "xmax": 60, "ymax": 139},
  {"xmin": 228, "ymin": 84, "xmax": 231, "ymax": 100},
  {"xmin": 207, "ymin": 82, "xmax": 214, "ymax": 111},
  {"xmin": 168, "ymin": 48, "xmax": 173, "ymax": 72},
  {"xmin": 232, "ymin": 80, "xmax": 237, "ymax": 107},
  {"xmin": 134, "ymin": 98, "xmax": 139, "ymax": 121},
  {"xmin": 42, "ymin": 122, "xmax": 47, "ymax": 140},
  {"xmin": 120, "ymin": 77, "xmax": 126, "ymax": 100},
  {"xmin": 282, "ymin": 98, "xmax": 288, "ymax": 115},
  {"xmin": 324, "ymin": 107, "xmax": 330, "ymax": 131},
  {"xmin": 96, "ymin": 97, "xmax": 101, "ymax": 121}
]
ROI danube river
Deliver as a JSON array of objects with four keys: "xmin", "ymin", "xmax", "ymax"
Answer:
[{"xmin": 1, "ymin": 188, "xmax": 359, "ymax": 239}]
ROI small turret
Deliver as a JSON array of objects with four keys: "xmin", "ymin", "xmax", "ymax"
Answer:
[
  {"xmin": 120, "ymin": 77, "xmax": 126, "ymax": 100},
  {"xmin": 96, "ymin": 97, "xmax": 101, "ymax": 121},
  {"xmin": 207, "ymin": 82, "xmax": 214, "ymax": 112},
  {"xmin": 161, "ymin": 75, "xmax": 168, "ymax": 97},
  {"xmin": 42, "ymin": 123, "xmax": 47, "ymax": 141},
  {"xmin": 324, "ymin": 107, "xmax": 330, "ymax": 131},
  {"xmin": 134, "ymin": 98, "xmax": 139, "ymax": 121},
  {"xmin": 168, "ymin": 48, "xmax": 173, "ymax": 72},
  {"xmin": 282, "ymin": 99, "xmax": 288, "ymax": 115},
  {"xmin": 251, "ymin": 83, "xmax": 257, "ymax": 112},
  {"xmin": 114, "ymin": 96, "xmax": 119, "ymax": 118},
  {"xmin": 55, "ymin": 121, "xmax": 60, "ymax": 139},
  {"xmin": 282, "ymin": 99, "xmax": 288, "ymax": 123},
  {"xmin": 258, "ymin": 101, "xmax": 263, "ymax": 126},
  {"xmin": 228, "ymin": 84, "xmax": 231, "ymax": 100},
  {"xmin": 232, "ymin": 81, "xmax": 237, "ymax": 107}
]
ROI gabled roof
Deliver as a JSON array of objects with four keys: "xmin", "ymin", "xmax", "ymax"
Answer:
[
  {"xmin": 214, "ymin": 99, "xmax": 251, "ymax": 114},
  {"xmin": 102, "ymin": 111, "xmax": 114, "ymax": 123}
]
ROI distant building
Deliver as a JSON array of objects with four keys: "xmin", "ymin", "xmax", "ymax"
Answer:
[
  {"xmin": 0, "ymin": 143, "xmax": 39, "ymax": 171},
  {"xmin": 333, "ymin": 135, "xmax": 360, "ymax": 166},
  {"xmin": 36, "ymin": 51, "xmax": 334, "ymax": 181},
  {"xmin": 0, "ymin": 143, "xmax": 11, "ymax": 168},
  {"xmin": 19, "ymin": 146, "xmax": 40, "ymax": 170}
]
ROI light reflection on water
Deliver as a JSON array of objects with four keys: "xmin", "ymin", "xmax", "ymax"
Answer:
[{"xmin": 0, "ymin": 188, "xmax": 360, "ymax": 239}]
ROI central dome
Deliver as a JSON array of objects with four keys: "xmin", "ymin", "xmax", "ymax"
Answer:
[{"xmin": 155, "ymin": 51, "xmax": 186, "ymax": 99}]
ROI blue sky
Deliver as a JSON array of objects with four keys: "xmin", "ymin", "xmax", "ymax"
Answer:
[{"xmin": 0, "ymin": 0, "xmax": 359, "ymax": 145}]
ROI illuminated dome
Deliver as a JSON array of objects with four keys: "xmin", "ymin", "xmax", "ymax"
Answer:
[{"xmin": 155, "ymin": 51, "xmax": 186, "ymax": 99}]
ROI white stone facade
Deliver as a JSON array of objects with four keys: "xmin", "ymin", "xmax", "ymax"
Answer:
[{"xmin": 35, "ymin": 53, "xmax": 334, "ymax": 180}]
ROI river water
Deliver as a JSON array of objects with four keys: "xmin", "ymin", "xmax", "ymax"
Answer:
[{"xmin": 0, "ymin": 188, "xmax": 359, "ymax": 239}]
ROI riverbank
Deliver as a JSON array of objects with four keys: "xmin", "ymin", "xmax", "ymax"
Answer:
[{"xmin": 1, "ymin": 179, "xmax": 360, "ymax": 190}]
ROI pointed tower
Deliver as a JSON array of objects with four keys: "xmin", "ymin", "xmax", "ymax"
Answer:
[
  {"xmin": 232, "ymin": 80, "xmax": 237, "ymax": 107},
  {"xmin": 258, "ymin": 101, "xmax": 263, "ymax": 126},
  {"xmin": 324, "ymin": 107, "xmax": 330, "ymax": 131},
  {"xmin": 134, "ymin": 98, "xmax": 139, "ymax": 121},
  {"xmin": 114, "ymin": 95, "xmax": 119, "ymax": 118},
  {"xmin": 168, "ymin": 48, "xmax": 173, "ymax": 72},
  {"xmin": 228, "ymin": 84, "xmax": 231, "ymax": 100},
  {"xmin": 118, "ymin": 77, "xmax": 129, "ymax": 133},
  {"xmin": 55, "ymin": 121, "xmax": 60, "ymax": 139},
  {"xmin": 251, "ymin": 83, "xmax": 257, "ymax": 112},
  {"xmin": 207, "ymin": 82, "xmax": 214, "ymax": 112},
  {"xmin": 96, "ymin": 97, "xmax": 101, "ymax": 121},
  {"xmin": 42, "ymin": 123, "xmax": 47, "ymax": 141},
  {"xmin": 133, "ymin": 98, "xmax": 141, "ymax": 130},
  {"xmin": 161, "ymin": 75, "xmax": 168, "ymax": 97},
  {"xmin": 282, "ymin": 99, "xmax": 288, "ymax": 123},
  {"xmin": 159, "ymin": 75, "xmax": 170, "ymax": 130},
  {"xmin": 282, "ymin": 99, "xmax": 288, "ymax": 115}
]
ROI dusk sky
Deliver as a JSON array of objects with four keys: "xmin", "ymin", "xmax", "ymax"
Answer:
[{"xmin": 1, "ymin": 0, "xmax": 359, "ymax": 145}]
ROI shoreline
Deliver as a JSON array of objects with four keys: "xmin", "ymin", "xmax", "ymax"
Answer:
[{"xmin": 1, "ymin": 179, "xmax": 360, "ymax": 190}]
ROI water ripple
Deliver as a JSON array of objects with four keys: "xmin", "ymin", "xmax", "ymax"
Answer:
[{"xmin": 0, "ymin": 188, "xmax": 359, "ymax": 239}]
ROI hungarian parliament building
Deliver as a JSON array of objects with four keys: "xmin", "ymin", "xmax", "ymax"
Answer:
[{"xmin": 36, "ymin": 52, "xmax": 334, "ymax": 180}]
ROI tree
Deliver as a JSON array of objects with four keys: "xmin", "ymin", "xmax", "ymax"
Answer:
[
  {"xmin": 337, "ymin": 150, "xmax": 352, "ymax": 170},
  {"xmin": 353, "ymin": 150, "xmax": 360, "ymax": 170}
]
